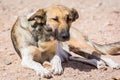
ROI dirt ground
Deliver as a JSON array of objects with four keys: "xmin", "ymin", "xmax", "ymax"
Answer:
[{"xmin": 0, "ymin": 0, "xmax": 120, "ymax": 80}]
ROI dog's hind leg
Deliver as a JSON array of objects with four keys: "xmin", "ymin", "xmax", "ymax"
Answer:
[
  {"xmin": 63, "ymin": 42, "xmax": 120, "ymax": 69},
  {"xmin": 100, "ymin": 56, "xmax": 120, "ymax": 69},
  {"xmin": 77, "ymin": 48, "xmax": 120, "ymax": 69},
  {"xmin": 74, "ymin": 36, "xmax": 120, "ymax": 69},
  {"xmin": 62, "ymin": 44, "xmax": 106, "ymax": 69},
  {"xmin": 20, "ymin": 46, "xmax": 52, "ymax": 78},
  {"xmin": 69, "ymin": 55, "xmax": 106, "ymax": 69}
]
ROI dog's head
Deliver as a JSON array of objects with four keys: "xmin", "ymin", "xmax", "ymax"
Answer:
[{"xmin": 28, "ymin": 5, "xmax": 79, "ymax": 41}]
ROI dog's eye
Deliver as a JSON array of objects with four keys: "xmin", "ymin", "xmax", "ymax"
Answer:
[
  {"xmin": 52, "ymin": 16, "xmax": 59, "ymax": 22},
  {"xmin": 66, "ymin": 15, "xmax": 72, "ymax": 22}
]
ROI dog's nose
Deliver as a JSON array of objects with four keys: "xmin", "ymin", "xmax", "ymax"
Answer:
[
  {"xmin": 60, "ymin": 29, "xmax": 70, "ymax": 41},
  {"xmin": 61, "ymin": 33, "xmax": 69, "ymax": 39},
  {"xmin": 61, "ymin": 29, "xmax": 70, "ymax": 41},
  {"xmin": 55, "ymin": 28, "xmax": 70, "ymax": 41}
]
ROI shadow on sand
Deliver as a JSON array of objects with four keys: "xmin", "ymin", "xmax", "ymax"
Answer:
[{"xmin": 62, "ymin": 60, "xmax": 96, "ymax": 72}]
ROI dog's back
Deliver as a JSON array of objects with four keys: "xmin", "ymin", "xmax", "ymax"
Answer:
[
  {"xmin": 11, "ymin": 18, "xmax": 22, "ymax": 58},
  {"xmin": 11, "ymin": 16, "xmax": 37, "ymax": 58}
]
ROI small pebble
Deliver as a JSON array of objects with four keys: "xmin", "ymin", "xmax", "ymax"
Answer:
[
  {"xmin": 5, "ymin": 48, "xmax": 7, "ymax": 50},
  {"xmin": 5, "ymin": 60, "xmax": 12, "ymax": 65},
  {"xmin": 7, "ymin": 28, "xmax": 10, "ymax": 31},
  {"xmin": 2, "ymin": 68, "xmax": 6, "ymax": 71},
  {"xmin": 8, "ymin": 52, "xmax": 15, "ymax": 55},
  {"xmin": 73, "ymin": 74, "xmax": 76, "ymax": 76},
  {"xmin": 112, "ymin": 77, "xmax": 120, "ymax": 80}
]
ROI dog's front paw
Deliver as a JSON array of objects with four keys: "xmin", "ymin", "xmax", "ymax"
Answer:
[
  {"xmin": 52, "ymin": 63, "xmax": 63, "ymax": 75},
  {"xmin": 36, "ymin": 68, "xmax": 52, "ymax": 78},
  {"xmin": 51, "ymin": 55, "xmax": 63, "ymax": 75}
]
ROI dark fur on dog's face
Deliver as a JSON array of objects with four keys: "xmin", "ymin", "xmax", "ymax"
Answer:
[{"xmin": 28, "ymin": 5, "xmax": 79, "ymax": 41}]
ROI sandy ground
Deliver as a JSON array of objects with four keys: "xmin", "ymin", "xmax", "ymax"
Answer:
[{"xmin": 0, "ymin": 0, "xmax": 120, "ymax": 80}]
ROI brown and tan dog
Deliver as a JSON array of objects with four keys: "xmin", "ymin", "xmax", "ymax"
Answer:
[
  {"xmin": 11, "ymin": 5, "xmax": 79, "ymax": 78},
  {"xmin": 11, "ymin": 5, "xmax": 120, "ymax": 78}
]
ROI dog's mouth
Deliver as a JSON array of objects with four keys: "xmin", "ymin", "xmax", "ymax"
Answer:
[
  {"xmin": 56, "ymin": 36, "xmax": 70, "ymax": 42},
  {"xmin": 54, "ymin": 29, "xmax": 70, "ymax": 42}
]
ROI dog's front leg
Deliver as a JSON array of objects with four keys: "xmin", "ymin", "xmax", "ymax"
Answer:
[
  {"xmin": 50, "ymin": 54, "xmax": 63, "ymax": 75},
  {"xmin": 50, "ymin": 42, "xmax": 63, "ymax": 75},
  {"xmin": 21, "ymin": 46, "xmax": 52, "ymax": 78}
]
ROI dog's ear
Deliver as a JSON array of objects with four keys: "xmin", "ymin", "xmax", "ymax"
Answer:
[
  {"xmin": 71, "ymin": 8, "xmax": 79, "ymax": 21},
  {"xmin": 27, "ymin": 9, "xmax": 46, "ymax": 24}
]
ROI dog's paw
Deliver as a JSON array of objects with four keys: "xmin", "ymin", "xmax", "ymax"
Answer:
[
  {"xmin": 91, "ymin": 59, "xmax": 106, "ymax": 69},
  {"xmin": 109, "ymin": 63, "xmax": 120, "ymax": 69},
  {"xmin": 51, "ymin": 63, "xmax": 63, "ymax": 75},
  {"xmin": 103, "ymin": 58, "xmax": 120, "ymax": 69},
  {"xmin": 36, "ymin": 68, "xmax": 52, "ymax": 78},
  {"xmin": 96, "ymin": 60, "xmax": 106, "ymax": 69},
  {"xmin": 50, "ymin": 55, "xmax": 63, "ymax": 75}
]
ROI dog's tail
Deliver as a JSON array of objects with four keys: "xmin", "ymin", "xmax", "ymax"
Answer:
[{"xmin": 86, "ymin": 38, "xmax": 120, "ymax": 55}]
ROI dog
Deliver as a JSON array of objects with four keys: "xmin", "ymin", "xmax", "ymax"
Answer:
[
  {"xmin": 11, "ymin": 5, "xmax": 120, "ymax": 78},
  {"xmin": 11, "ymin": 5, "xmax": 79, "ymax": 78},
  {"xmin": 27, "ymin": 5, "xmax": 120, "ymax": 69}
]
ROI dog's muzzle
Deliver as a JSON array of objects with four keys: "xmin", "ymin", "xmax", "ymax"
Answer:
[{"xmin": 55, "ymin": 29, "xmax": 70, "ymax": 41}]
